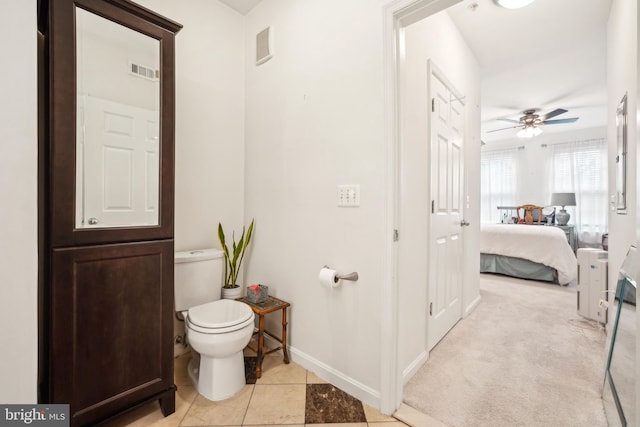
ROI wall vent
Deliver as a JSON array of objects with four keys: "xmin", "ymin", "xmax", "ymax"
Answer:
[
  {"xmin": 256, "ymin": 26, "xmax": 273, "ymax": 65},
  {"xmin": 129, "ymin": 61, "xmax": 159, "ymax": 80}
]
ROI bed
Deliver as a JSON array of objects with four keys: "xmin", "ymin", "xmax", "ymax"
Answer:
[{"xmin": 480, "ymin": 224, "xmax": 577, "ymax": 285}]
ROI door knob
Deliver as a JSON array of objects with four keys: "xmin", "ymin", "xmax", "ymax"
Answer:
[
  {"xmin": 460, "ymin": 220, "xmax": 470, "ymax": 227},
  {"xmin": 88, "ymin": 217, "xmax": 99, "ymax": 225}
]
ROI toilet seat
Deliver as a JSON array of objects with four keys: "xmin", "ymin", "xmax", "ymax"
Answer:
[{"xmin": 187, "ymin": 300, "xmax": 254, "ymax": 334}]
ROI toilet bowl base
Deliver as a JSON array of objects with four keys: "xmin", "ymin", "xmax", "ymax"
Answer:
[{"xmin": 188, "ymin": 350, "xmax": 246, "ymax": 401}]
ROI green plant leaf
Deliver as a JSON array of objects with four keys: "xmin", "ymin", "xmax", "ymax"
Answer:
[
  {"xmin": 234, "ymin": 231, "xmax": 245, "ymax": 261},
  {"xmin": 236, "ymin": 220, "xmax": 254, "ymax": 279},
  {"xmin": 218, "ymin": 222, "xmax": 232, "ymax": 287},
  {"xmin": 245, "ymin": 220, "xmax": 254, "ymax": 247},
  {"xmin": 217, "ymin": 220, "xmax": 255, "ymax": 288}
]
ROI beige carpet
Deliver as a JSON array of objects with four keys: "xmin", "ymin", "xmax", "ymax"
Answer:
[{"xmin": 403, "ymin": 274, "xmax": 608, "ymax": 427}]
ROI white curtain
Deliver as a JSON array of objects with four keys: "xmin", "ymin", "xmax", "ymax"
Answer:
[
  {"xmin": 481, "ymin": 148, "xmax": 519, "ymax": 224},
  {"xmin": 546, "ymin": 138, "xmax": 608, "ymax": 246}
]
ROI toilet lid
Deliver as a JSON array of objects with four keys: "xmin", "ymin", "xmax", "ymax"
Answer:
[{"xmin": 188, "ymin": 299, "xmax": 253, "ymax": 330}]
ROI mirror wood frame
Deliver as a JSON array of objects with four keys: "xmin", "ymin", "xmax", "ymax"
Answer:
[{"xmin": 48, "ymin": 0, "xmax": 181, "ymax": 247}]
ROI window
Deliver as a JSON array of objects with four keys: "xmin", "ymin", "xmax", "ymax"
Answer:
[
  {"xmin": 481, "ymin": 148, "xmax": 519, "ymax": 224},
  {"xmin": 547, "ymin": 139, "xmax": 608, "ymax": 246}
]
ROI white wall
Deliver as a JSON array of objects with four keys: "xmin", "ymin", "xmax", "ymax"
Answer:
[
  {"xmin": 607, "ymin": 0, "xmax": 637, "ymax": 328},
  {"xmin": 637, "ymin": 0, "xmax": 640, "ymax": 418},
  {"xmin": 607, "ymin": 0, "xmax": 638, "ymax": 419},
  {"xmin": 136, "ymin": 0, "xmax": 246, "ymax": 254},
  {"xmin": 0, "ymin": 0, "xmax": 38, "ymax": 403},
  {"xmin": 135, "ymin": 0, "xmax": 246, "ymax": 356},
  {"xmin": 243, "ymin": 0, "xmax": 388, "ymax": 407},
  {"xmin": 397, "ymin": 10, "xmax": 481, "ymax": 381},
  {"xmin": 607, "ymin": 0, "xmax": 637, "ymax": 314},
  {"xmin": 637, "ymin": 0, "xmax": 640, "ymax": 256},
  {"xmin": 483, "ymin": 126, "xmax": 608, "ymax": 208}
]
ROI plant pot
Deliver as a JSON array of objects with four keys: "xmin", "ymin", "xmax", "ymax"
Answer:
[{"xmin": 221, "ymin": 285, "xmax": 242, "ymax": 300}]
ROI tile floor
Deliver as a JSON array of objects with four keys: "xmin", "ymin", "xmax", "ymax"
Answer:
[{"xmin": 102, "ymin": 343, "xmax": 408, "ymax": 427}]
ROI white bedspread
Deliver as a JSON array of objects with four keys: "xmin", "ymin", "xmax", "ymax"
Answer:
[{"xmin": 480, "ymin": 224, "xmax": 577, "ymax": 285}]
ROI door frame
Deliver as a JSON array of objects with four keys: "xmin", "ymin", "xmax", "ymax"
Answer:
[{"xmin": 380, "ymin": 0, "xmax": 463, "ymax": 414}]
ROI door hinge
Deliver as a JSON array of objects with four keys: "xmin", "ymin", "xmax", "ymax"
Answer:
[
  {"xmin": 431, "ymin": 200, "xmax": 435, "ymax": 214},
  {"xmin": 393, "ymin": 229, "xmax": 399, "ymax": 242},
  {"xmin": 431, "ymin": 98, "xmax": 435, "ymax": 112},
  {"xmin": 429, "ymin": 302, "xmax": 433, "ymax": 316}
]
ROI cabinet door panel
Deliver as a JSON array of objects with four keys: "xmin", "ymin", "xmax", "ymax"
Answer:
[{"xmin": 50, "ymin": 240, "xmax": 174, "ymax": 425}]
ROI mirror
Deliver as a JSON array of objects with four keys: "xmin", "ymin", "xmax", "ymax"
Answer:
[
  {"xmin": 603, "ymin": 244, "xmax": 637, "ymax": 426},
  {"xmin": 75, "ymin": 7, "xmax": 160, "ymax": 228}
]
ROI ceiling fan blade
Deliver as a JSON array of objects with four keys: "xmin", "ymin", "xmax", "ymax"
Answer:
[
  {"xmin": 496, "ymin": 117, "xmax": 521, "ymax": 124},
  {"xmin": 542, "ymin": 117, "xmax": 579, "ymax": 125},
  {"xmin": 539, "ymin": 108, "xmax": 568, "ymax": 121},
  {"xmin": 486, "ymin": 125, "xmax": 521, "ymax": 133}
]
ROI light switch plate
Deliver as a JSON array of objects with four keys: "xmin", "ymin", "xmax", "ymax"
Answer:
[{"xmin": 337, "ymin": 185, "xmax": 360, "ymax": 207}]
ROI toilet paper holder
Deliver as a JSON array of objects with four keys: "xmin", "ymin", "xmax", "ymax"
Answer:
[{"xmin": 323, "ymin": 265, "xmax": 359, "ymax": 281}]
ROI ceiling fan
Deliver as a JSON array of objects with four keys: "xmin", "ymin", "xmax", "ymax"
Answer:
[{"xmin": 488, "ymin": 108, "xmax": 579, "ymax": 138}]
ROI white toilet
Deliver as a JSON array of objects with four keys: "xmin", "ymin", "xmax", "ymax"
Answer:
[{"xmin": 175, "ymin": 248, "xmax": 255, "ymax": 401}]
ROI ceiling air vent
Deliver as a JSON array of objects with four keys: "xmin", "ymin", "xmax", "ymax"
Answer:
[
  {"xmin": 256, "ymin": 26, "xmax": 273, "ymax": 65},
  {"xmin": 129, "ymin": 61, "xmax": 159, "ymax": 81}
]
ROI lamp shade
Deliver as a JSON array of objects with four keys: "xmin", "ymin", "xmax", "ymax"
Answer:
[{"xmin": 550, "ymin": 192, "xmax": 576, "ymax": 207}]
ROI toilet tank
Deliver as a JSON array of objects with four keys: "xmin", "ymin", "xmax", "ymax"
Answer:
[{"xmin": 175, "ymin": 248, "xmax": 224, "ymax": 312}]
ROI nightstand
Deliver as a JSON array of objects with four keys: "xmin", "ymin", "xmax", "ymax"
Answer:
[{"xmin": 555, "ymin": 224, "xmax": 577, "ymax": 251}]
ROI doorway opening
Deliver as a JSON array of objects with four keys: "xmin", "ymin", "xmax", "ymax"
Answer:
[{"xmin": 383, "ymin": 0, "xmax": 609, "ymax": 418}]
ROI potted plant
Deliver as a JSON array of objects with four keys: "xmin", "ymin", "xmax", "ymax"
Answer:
[{"xmin": 217, "ymin": 219, "xmax": 255, "ymax": 299}]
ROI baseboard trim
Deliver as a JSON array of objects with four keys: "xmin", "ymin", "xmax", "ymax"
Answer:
[
  {"xmin": 260, "ymin": 341, "xmax": 378, "ymax": 412},
  {"xmin": 464, "ymin": 294, "xmax": 482, "ymax": 317},
  {"xmin": 402, "ymin": 350, "xmax": 428, "ymax": 385}
]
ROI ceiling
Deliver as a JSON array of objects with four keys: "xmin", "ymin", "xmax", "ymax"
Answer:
[
  {"xmin": 218, "ymin": 0, "xmax": 612, "ymax": 144},
  {"xmin": 447, "ymin": 0, "xmax": 612, "ymax": 144},
  {"xmin": 218, "ymin": 0, "xmax": 262, "ymax": 15}
]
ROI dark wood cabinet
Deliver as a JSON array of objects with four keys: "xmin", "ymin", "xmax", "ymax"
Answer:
[
  {"xmin": 50, "ymin": 242, "xmax": 175, "ymax": 425},
  {"xmin": 39, "ymin": 1, "xmax": 181, "ymax": 425}
]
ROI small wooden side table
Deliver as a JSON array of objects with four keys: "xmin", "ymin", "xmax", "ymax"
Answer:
[{"xmin": 236, "ymin": 295, "xmax": 290, "ymax": 378}]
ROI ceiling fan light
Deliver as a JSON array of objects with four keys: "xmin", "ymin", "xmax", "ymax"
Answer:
[
  {"xmin": 517, "ymin": 126, "xmax": 542, "ymax": 138},
  {"xmin": 495, "ymin": 0, "xmax": 535, "ymax": 9}
]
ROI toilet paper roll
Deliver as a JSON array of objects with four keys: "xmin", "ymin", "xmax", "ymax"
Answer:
[{"xmin": 319, "ymin": 267, "xmax": 340, "ymax": 288}]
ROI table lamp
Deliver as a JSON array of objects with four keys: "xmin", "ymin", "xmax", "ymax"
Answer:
[{"xmin": 550, "ymin": 192, "xmax": 576, "ymax": 226}]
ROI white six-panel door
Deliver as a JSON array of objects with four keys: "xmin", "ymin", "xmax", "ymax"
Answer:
[
  {"xmin": 78, "ymin": 95, "xmax": 159, "ymax": 228},
  {"xmin": 427, "ymin": 63, "xmax": 465, "ymax": 350}
]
